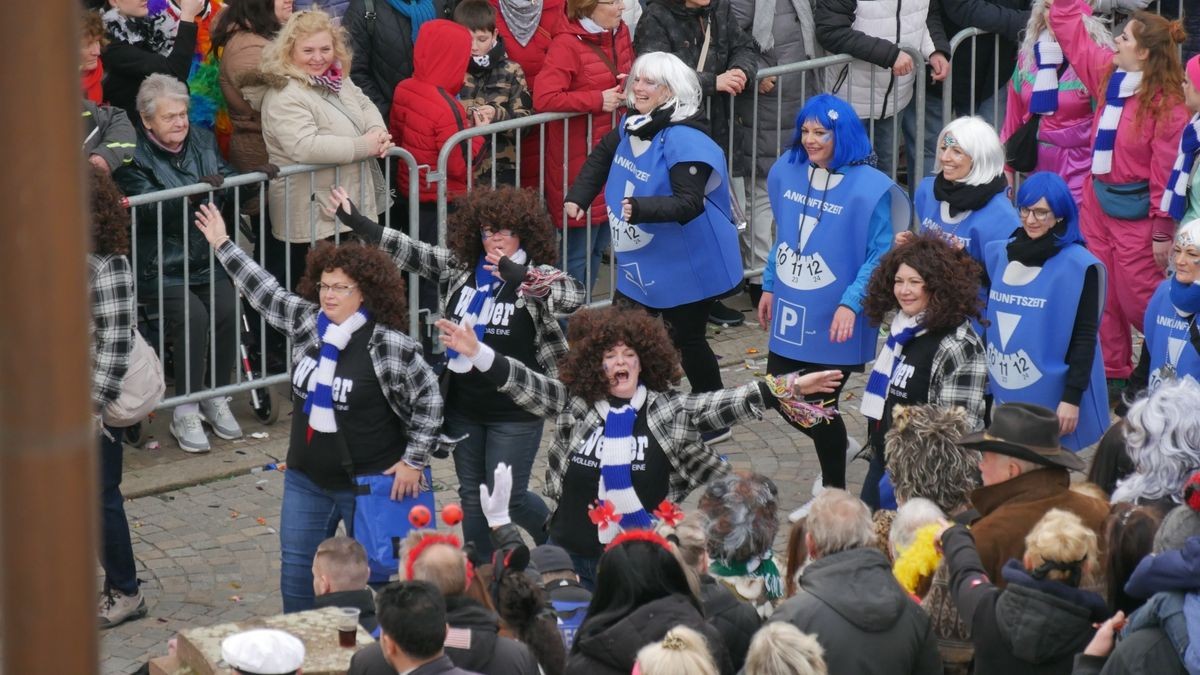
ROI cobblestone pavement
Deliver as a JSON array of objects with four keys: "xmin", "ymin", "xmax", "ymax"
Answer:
[{"xmin": 99, "ymin": 294, "xmax": 874, "ymax": 673}]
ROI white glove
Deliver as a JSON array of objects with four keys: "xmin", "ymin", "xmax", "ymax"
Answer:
[{"xmin": 480, "ymin": 462, "xmax": 513, "ymax": 528}]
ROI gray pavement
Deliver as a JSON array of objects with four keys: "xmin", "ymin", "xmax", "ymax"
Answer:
[{"xmin": 100, "ymin": 293, "xmax": 877, "ymax": 674}]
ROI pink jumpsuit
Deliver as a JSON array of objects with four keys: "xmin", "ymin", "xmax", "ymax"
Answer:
[{"xmin": 1049, "ymin": 0, "xmax": 1187, "ymax": 378}]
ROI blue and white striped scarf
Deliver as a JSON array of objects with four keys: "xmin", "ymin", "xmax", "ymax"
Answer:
[
  {"xmin": 1092, "ymin": 69, "xmax": 1142, "ymax": 175},
  {"xmin": 860, "ymin": 312, "xmax": 925, "ymax": 421},
  {"xmin": 596, "ymin": 385, "xmax": 653, "ymax": 544},
  {"xmin": 446, "ymin": 248, "xmax": 527, "ymax": 373},
  {"xmin": 1162, "ymin": 113, "xmax": 1200, "ymax": 220},
  {"xmin": 305, "ymin": 308, "xmax": 371, "ymax": 436},
  {"xmin": 1030, "ymin": 33, "xmax": 1063, "ymax": 115}
]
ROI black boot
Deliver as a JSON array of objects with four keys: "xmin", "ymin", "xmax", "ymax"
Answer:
[{"xmin": 748, "ymin": 282, "xmax": 763, "ymax": 309}]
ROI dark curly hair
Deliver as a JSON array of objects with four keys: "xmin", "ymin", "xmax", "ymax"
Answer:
[
  {"xmin": 559, "ymin": 305, "xmax": 683, "ymax": 403},
  {"xmin": 862, "ymin": 234, "xmax": 983, "ymax": 333},
  {"xmin": 495, "ymin": 565, "xmax": 566, "ymax": 675},
  {"xmin": 445, "ymin": 186, "xmax": 559, "ymax": 268},
  {"xmin": 296, "ymin": 241, "xmax": 409, "ymax": 331},
  {"xmin": 90, "ymin": 165, "xmax": 130, "ymax": 256}
]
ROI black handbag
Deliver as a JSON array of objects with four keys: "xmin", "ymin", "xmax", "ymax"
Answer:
[{"xmin": 1005, "ymin": 63, "xmax": 1069, "ymax": 173}]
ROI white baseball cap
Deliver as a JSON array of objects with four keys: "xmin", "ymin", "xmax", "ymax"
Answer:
[{"xmin": 220, "ymin": 629, "xmax": 306, "ymax": 674}]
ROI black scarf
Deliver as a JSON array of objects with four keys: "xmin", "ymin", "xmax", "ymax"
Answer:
[
  {"xmin": 1005, "ymin": 220, "xmax": 1069, "ymax": 268},
  {"xmin": 625, "ymin": 103, "xmax": 678, "ymax": 140},
  {"xmin": 933, "ymin": 173, "xmax": 1008, "ymax": 217}
]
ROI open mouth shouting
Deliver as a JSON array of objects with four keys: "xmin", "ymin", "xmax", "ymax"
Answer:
[{"xmin": 602, "ymin": 342, "xmax": 641, "ymax": 397}]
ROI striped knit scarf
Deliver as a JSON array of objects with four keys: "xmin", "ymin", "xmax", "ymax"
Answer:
[
  {"xmin": 861, "ymin": 311, "xmax": 925, "ymax": 421},
  {"xmin": 1030, "ymin": 32, "xmax": 1063, "ymax": 115},
  {"xmin": 596, "ymin": 385, "xmax": 652, "ymax": 544},
  {"xmin": 446, "ymin": 248, "xmax": 527, "ymax": 373},
  {"xmin": 304, "ymin": 308, "xmax": 370, "ymax": 438},
  {"xmin": 1092, "ymin": 69, "xmax": 1142, "ymax": 175},
  {"xmin": 1162, "ymin": 113, "xmax": 1200, "ymax": 220},
  {"xmin": 309, "ymin": 64, "xmax": 344, "ymax": 94}
]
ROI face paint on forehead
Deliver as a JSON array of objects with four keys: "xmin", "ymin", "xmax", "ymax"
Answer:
[
  {"xmin": 1179, "ymin": 228, "xmax": 1200, "ymax": 249},
  {"xmin": 942, "ymin": 133, "xmax": 959, "ymax": 149}
]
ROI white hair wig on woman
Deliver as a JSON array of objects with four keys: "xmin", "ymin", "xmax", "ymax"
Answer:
[
  {"xmin": 1112, "ymin": 377, "xmax": 1200, "ymax": 504},
  {"xmin": 933, "ymin": 116, "xmax": 1006, "ymax": 186},
  {"xmin": 1177, "ymin": 218, "xmax": 1200, "ymax": 250},
  {"xmin": 625, "ymin": 51, "xmax": 702, "ymax": 122}
]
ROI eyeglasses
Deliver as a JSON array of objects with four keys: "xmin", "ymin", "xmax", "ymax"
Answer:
[
  {"xmin": 481, "ymin": 228, "xmax": 515, "ymax": 240},
  {"xmin": 1018, "ymin": 207, "xmax": 1056, "ymax": 223},
  {"xmin": 317, "ymin": 283, "xmax": 357, "ymax": 296}
]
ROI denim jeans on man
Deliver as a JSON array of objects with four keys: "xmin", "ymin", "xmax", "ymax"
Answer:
[
  {"xmin": 280, "ymin": 467, "xmax": 357, "ymax": 612},
  {"xmin": 100, "ymin": 425, "xmax": 139, "ymax": 596},
  {"xmin": 446, "ymin": 411, "xmax": 549, "ymax": 561}
]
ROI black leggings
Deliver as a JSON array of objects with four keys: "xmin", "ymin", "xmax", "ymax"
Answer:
[
  {"xmin": 615, "ymin": 292, "xmax": 724, "ymax": 394},
  {"xmin": 766, "ymin": 352, "xmax": 857, "ymax": 489}
]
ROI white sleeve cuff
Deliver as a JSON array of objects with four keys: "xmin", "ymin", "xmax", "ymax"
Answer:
[{"xmin": 470, "ymin": 344, "xmax": 497, "ymax": 372}]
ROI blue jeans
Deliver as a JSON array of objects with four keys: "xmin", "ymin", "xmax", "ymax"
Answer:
[
  {"xmin": 280, "ymin": 468, "xmax": 357, "ymax": 612},
  {"xmin": 562, "ymin": 225, "xmax": 611, "ymax": 293},
  {"xmin": 100, "ymin": 425, "xmax": 138, "ymax": 596},
  {"xmin": 446, "ymin": 411, "xmax": 549, "ymax": 561}
]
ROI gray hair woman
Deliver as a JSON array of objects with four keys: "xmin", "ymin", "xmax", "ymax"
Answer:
[
  {"xmin": 697, "ymin": 473, "xmax": 782, "ymax": 613},
  {"xmin": 114, "ymin": 73, "xmax": 244, "ymax": 454},
  {"xmin": 564, "ymin": 51, "xmax": 744, "ymax": 444},
  {"xmin": 1112, "ymin": 378, "xmax": 1200, "ymax": 506}
]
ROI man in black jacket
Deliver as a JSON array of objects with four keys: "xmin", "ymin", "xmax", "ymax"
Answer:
[
  {"xmin": 344, "ymin": 0, "xmax": 459, "ymax": 117},
  {"xmin": 351, "ymin": 581, "xmax": 483, "ymax": 675},
  {"xmin": 771, "ymin": 489, "xmax": 942, "ymax": 675}
]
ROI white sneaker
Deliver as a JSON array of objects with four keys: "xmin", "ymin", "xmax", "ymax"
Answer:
[
  {"xmin": 170, "ymin": 412, "xmax": 211, "ymax": 453},
  {"xmin": 200, "ymin": 396, "xmax": 244, "ymax": 440}
]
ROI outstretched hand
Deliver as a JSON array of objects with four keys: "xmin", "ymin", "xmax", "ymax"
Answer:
[
  {"xmin": 794, "ymin": 370, "xmax": 844, "ymax": 395},
  {"xmin": 194, "ymin": 202, "xmax": 230, "ymax": 248},
  {"xmin": 435, "ymin": 318, "xmax": 481, "ymax": 357}
]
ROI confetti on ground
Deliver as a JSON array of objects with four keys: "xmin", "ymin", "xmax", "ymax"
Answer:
[
  {"xmin": 256, "ymin": 479, "xmax": 268, "ymax": 485},
  {"xmin": 230, "ymin": 595, "xmax": 242, "ymax": 603},
  {"xmin": 133, "ymin": 521, "xmax": 143, "ymax": 528},
  {"xmin": 249, "ymin": 432, "xmax": 269, "ymax": 439},
  {"xmin": 256, "ymin": 517, "xmax": 267, "ymax": 526},
  {"xmin": 746, "ymin": 348, "xmax": 759, "ymax": 354},
  {"xmin": 145, "ymin": 441, "xmax": 160, "ymax": 450},
  {"xmin": 229, "ymin": 510, "xmax": 240, "ymax": 519},
  {"xmin": 230, "ymin": 582, "xmax": 241, "ymax": 589}
]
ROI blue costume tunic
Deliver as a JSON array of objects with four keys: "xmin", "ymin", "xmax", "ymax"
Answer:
[
  {"xmin": 1142, "ymin": 279, "xmax": 1200, "ymax": 390},
  {"xmin": 764, "ymin": 160, "xmax": 908, "ymax": 365},
  {"xmin": 984, "ymin": 240, "xmax": 1110, "ymax": 450},
  {"xmin": 603, "ymin": 124, "xmax": 741, "ymax": 308},
  {"xmin": 915, "ymin": 176, "xmax": 1020, "ymax": 338}
]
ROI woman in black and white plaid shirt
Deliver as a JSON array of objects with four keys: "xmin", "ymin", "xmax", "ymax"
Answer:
[
  {"xmin": 437, "ymin": 304, "xmax": 843, "ymax": 588},
  {"xmin": 195, "ymin": 203, "xmax": 447, "ymax": 612},
  {"xmin": 90, "ymin": 167, "xmax": 145, "ymax": 629},
  {"xmin": 330, "ymin": 184, "xmax": 585, "ymax": 562},
  {"xmin": 858, "ymin": 234, "xmax": 988, "ymax": 510}
]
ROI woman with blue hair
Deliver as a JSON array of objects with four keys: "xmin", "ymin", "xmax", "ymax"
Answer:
[
  {"xmin": 757, "ymin": 93, "xmax": 909, "ymax": 490},
  {"xmin": 983, "ymin": 171, "xmax": 1110, "ymax": 450}
]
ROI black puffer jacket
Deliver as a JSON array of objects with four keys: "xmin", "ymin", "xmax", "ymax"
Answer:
[
  {"xmin": 932, "ymin": 0, "xmax": 1030, "ymax": 109},
  {"xmin": 700, "ymin": 575, "xmax": 761, "ymax": 672},
  {"xmin": 567, "ymin": 593, "xmax": 735, "ymax": 675},
  {"xmin": 772, "ymin": 546, "xmax": 942, "ymax": 675},
  {"xmin": 942, "ymin": 526, "xmax": 1108, "ymax": 675},
  {"xmin": 634, "ymin": 0, "xmax": 758, "ymax": 173},
  {"xmin": 102, "ymin": 20, "xmax": 198, "ymax": 119},
  {"xmin": 444, "ymin": 595, "xmax": 540, "ymax": 675},
  {"xmin": 343, "ymin": 0, "xmax": 458, "ymax": 118},
  {"xmin": 114, "ymin": 123, "xmax": 238, "ymax": 290}
]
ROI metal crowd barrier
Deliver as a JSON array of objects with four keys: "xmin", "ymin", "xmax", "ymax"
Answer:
[
  {"xmin": 125, "ymin": 149, "xmax": 421, "ymax": 411},
  {"xmin": 125, "ymin": 33, "xmax": 1023, "ymax": 414}
]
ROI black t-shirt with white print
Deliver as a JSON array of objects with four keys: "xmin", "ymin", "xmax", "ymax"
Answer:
[
  {"xmin": 552, "ymin": 403, "xmax": 669, "ymax": 559},
  {"xmin": 288, "ymin": 322, "xmax": 408, "ymax": 491},
  {"xmin": 445, "ymin": 276, "xmax": 541, "ymax": 423}
]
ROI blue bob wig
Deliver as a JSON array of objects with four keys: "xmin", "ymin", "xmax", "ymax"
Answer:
[
  {"xmin": 787, "ymin": 94, "xmax": 873, "ymax": 170},
  {"xmin": 1016, "ymin": 172, "xmax": 1085, "ymax": 248}
]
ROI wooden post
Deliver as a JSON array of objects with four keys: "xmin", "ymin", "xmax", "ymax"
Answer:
[{"xmin": 0, "ymin": 2, "xmax": 99, "ymax": 673}]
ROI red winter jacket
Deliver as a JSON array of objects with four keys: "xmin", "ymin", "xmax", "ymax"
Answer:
[
  {"xmin": 390, "ymin": 19, "xmax": 485, "ymax": 202},
  {"xmin": 533, "ymin": 19, "xmax": 633, "ymax": 228}
]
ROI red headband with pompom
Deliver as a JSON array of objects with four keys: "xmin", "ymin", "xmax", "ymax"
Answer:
[
  {"xmin": 1184, "ymin": 471, "xmax": 1200, "ymax": 512},
  {"xmin": 605, "ymin": 529, "xmax": 674, "ymax": 552},
  {"xmin": 404, "ymin": 532, "xmax": 466, "ymax": 582}
]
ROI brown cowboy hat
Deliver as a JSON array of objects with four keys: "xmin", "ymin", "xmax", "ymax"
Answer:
[{"xmin": 957, "ymin": 402, "xmax": 1087, "ymax": 471}]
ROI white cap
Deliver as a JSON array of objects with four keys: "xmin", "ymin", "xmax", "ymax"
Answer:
[{"xmin": 220, "ymin": 629, "xmax": 306, "ymax": 674}]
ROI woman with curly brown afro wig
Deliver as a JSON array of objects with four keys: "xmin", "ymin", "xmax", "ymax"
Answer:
[
  {"xmin": 330, "ymin": 184, "xmax": 584, "ymax": 560},
  {"xmin": 857, "ymin": 233, "xmax": 987, "ymax": 510},
  {"xmin": 194, "ymin": 204, "xmax": 450, "ymax": 613},
  {"xmin": 90, "ymin": 166, "xmax": 147, "ymax": 629},
  {"xmin": 436, "ymin": 304, "xmax": 842, "ymax": 588}
]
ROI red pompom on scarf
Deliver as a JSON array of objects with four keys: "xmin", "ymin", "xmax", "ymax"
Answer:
[
  {"xmin": 588, "ymin": 500, "xmax": 619, "ymax": 532},
  {"xmin": 652, "ymin": 500, "xmax": 685, "ymax": 527},
  {"xmin": 1184, "ymin": 471, "xmax": 1200, "ymax": 512}
]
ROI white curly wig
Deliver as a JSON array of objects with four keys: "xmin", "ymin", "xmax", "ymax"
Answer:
[{"xmin": 1112, "ymin": 377, "xmax": 1200, "ymax": 504}]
